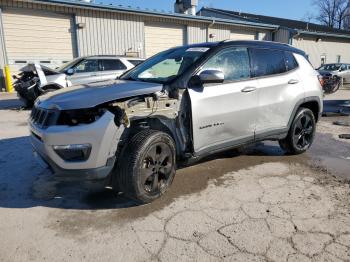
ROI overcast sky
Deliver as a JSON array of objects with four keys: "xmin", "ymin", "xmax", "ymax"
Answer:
[{"xmin": 102, "ymin": 0, "xmax": 315, "ymax": 21}]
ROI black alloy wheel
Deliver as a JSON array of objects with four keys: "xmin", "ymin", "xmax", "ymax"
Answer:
[
  {"xmin": 292, "ymin": 112, "xmax": 315, "ymax": 151},
  {"xmin": 114, "ymin": 129, "xmax": 176, "ymax": 203},
  {"xmin": 279, "ymin": 108, "xmax": 316, "ymax": 155},
  {"xmin": 142, "ymin": 142, "xmax": 174, "ymax": 194}
]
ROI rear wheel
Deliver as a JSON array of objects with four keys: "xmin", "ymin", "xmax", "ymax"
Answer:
[
  {"xmin": 114, "ymin": 129, "xmax": 176, "ymax": 203},
  {"xmin": 279, "ymin": 108, "xmax": 316, "ymax": 155}
]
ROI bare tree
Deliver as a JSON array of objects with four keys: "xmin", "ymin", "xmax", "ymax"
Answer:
[
  {"xmin": 314, "ymin": 0, "xmax": 350, "ymax": 29},
  {"xmin": 343, "ymin": 1, "xmax": 350, "ymax": 29}
]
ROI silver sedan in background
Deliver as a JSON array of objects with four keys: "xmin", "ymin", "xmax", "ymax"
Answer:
[{"xmin": 13, "ymin": 55, "xmax": 144, "ymax": 107}]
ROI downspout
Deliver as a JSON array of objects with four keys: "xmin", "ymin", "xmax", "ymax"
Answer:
[
  {"xmin": 207, "ymin": 18, "xmax": 215, "ymax": 42},
  {"xmin": 0, "ymin": 8, "xmax": 7, "ymax": 66},
  {"xmin": 0, "ymin": 8, "xmax": 10, "ymax": 92},
  {"xmin": 289, "ymin": 29, "xmax": 299, "ymax": 46}
]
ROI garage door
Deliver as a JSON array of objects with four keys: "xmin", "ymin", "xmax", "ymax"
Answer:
[
  {"xmin": 2, "ymin": 8, "xmax": 76, "ymax": 72},
  {"xmin": 145, "ymin": 23, "xmax": 185, "ymax": 57},
  {"xmin": 230, "ymin": 30, "xmax": 256, "ymax": 40}
]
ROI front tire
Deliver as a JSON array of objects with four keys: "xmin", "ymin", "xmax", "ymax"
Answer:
[
  {"xmin": 279, "ymin": 108, "xmax": 316, "ymax": 155},
  {"xmin": 114, "ymin": 129, "xmax": 176, "ymax": 204}
]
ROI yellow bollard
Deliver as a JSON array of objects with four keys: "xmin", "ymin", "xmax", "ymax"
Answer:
[{"xmin": 4, "ymin": 65, "xmax": 14, "ymax": 93}]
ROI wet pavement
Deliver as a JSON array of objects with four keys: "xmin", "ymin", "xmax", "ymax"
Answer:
[{"xmin": 0, "ymin": 91, "xmax": 349, "ymax": 261}]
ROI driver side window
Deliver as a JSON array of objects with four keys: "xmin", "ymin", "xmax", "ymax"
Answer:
[
  {"xmin": 74, "ymin": 59, "xmax": 98, "ymax": 73},
  {"xmin": 202, "ymin": 47, "xmax": 251, "ymax": 82}
]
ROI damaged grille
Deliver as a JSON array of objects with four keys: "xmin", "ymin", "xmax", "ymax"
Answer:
[{"xmin": 30, "ymin": 106, "xmax": 58, "ymax": 128}]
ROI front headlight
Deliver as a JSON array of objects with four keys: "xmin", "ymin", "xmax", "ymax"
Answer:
[{"xmin": 53, "ymin": 144, "xmax": 92, "ymax": 162}]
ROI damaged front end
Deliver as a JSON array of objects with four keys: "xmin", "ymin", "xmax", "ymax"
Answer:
[
  {"xmin": 14, "ymin": 64, "xmax": 66, "ymax": 107},
  {"xmin": 29, "ymin": 86, "xmax": 190, "ymax": 183},
  {"xmin": 55, "ymin": 90, "xmax": 188, "ymax": 156}
]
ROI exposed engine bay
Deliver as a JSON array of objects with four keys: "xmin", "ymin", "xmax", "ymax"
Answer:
[
  {"xmin": 13, "ymin": 64, "xmax": 68, "ymax": 107},
  {"xmin": 54, "ymin": 90, "xmax": 192, "ymax": 157}
]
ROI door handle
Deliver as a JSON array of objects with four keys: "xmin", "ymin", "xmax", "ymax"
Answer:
[
  {"xmin": 288, "ymin": 79, "xmax": 299, "ymax": 85},
  {"xmin": 241, "ymin": 86, "xmax": 257, "ymax": 93}
]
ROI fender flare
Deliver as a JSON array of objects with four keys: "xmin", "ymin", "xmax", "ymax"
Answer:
[{"xmin": 287, "ymin": 96, "xmax": 322, "ymax": 129}]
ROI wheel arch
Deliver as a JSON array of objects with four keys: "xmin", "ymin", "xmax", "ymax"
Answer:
[
  {"xmin": 288, "ymin": 96, "xmax": 322, "ymax": 128},
  {"xmin": 128, "ymin": 117, "xmax": 181, "ymax": 155},
  {"xmin": 41, "ymin": 83, "xmax": 64, "ymax": 91}
]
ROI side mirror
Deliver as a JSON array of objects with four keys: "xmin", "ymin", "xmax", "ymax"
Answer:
[
  {"xmin": 189, "ymin": 69, "xmax": 225, "ymax": 87},
  {"xmin": 198, "ymin": 69, "xmax": 225, "ymax": 84},
  {"xmin": 66, "ymin": 68, "xmax": 75, "ymax": 75}
]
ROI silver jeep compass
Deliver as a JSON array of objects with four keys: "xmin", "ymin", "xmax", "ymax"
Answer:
[{"xmin": 29, "ymin": 41, "xmax": 323, "ymax": 203}]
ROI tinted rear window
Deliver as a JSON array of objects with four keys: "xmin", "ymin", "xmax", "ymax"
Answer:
[
  {"xmin": 250, "ymin": 48, "xmax": 287, "ymax": 77},
  {"xmin": 285, "ymin": 52, "xmax": 298, "ymax": 71}
]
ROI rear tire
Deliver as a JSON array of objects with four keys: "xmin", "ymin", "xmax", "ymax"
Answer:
[
  {"xmin": 114, "ymin": 129, "xmax": 176, "ymax": 204},
  {"xmin": 279, "ymin": 108, "xmax": 316, "ymax": 155}
]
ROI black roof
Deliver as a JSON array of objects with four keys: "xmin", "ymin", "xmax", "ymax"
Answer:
[
  {"xmin": 199, "ymin": 7, "xmax": 350, "ymax": 36},
  {"xmin": 183, "ymin": 40, "xmax": 306, "ymax": 55}
]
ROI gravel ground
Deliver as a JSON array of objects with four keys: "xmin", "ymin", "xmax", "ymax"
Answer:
[{"xmin": 0, "ymin": 91, "xmax": 349, "ymax": 262}]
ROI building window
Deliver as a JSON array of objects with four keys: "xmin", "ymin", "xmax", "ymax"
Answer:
[
  {"xmin": 336, "ymin": 55, "xmax": 341, "ymax": 63},
  {"xmin": 321, "ymin": 55, "xmax": 326, "ymax": 66}
]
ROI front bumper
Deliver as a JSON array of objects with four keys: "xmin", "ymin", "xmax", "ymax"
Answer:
[
  {"xmin": 34, "ymin": 150, "xmax": 116, "ymax": 182},
  {"xmin": 30, "ymin": 111, "xmax": 124, "ymax": 181}
]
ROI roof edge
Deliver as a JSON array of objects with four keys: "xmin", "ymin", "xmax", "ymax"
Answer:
[
  {"xmin": 31, "ymin": 0, "xmax": 278, "ymax": 30},
  {"xmin": 297, "ymin": 30, "xmax": 350, "ymax": 40}
]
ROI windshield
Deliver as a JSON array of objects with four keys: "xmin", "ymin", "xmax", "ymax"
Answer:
[
  {"xmin": 121, "ymin": 46, "xmax": 211, "ymax": 84},
  {"xmin": 319, "ymin": 64, "xmax": 341, "ymax": 71},
  {"xmin": 56, "ymin": 58, "xmax": 83, "ymax": 73}
]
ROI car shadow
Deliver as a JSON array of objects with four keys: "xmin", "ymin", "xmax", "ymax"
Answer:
[
  {"xmin": 0, "ymin": 136, "xmax": 139, "ymax": 210},
  {"xmin": 0, "ymin": 136, "xmax": 290, "ymax": 211},
  {"xmin": 0, "ymin": 98, "xmax": 26, "ymax": 110}
]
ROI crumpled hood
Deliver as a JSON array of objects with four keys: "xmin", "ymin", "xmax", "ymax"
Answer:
[
  {"xmin": 19, "ymin": 63, "xmax": 60, "ymax": 74},
  {"xmin": 37, "ymin": 80, "xmax": 163, "ymax": 110}
]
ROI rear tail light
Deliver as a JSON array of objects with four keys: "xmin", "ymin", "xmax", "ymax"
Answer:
[{"xmin": 317, "ymin": 75, "xmax": 325, "ymax": 87}]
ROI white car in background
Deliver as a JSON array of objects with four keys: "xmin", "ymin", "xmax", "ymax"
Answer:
[
  {"xmin": 13, "ymin": 56, "xmax": 144, "ymax": 107},
  {"xmin": 317, "ymin": 63, "xmax": 350, "ymax": 83}
]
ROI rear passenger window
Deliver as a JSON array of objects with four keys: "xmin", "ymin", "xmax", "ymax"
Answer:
[
  {"xmin": 250, "ymin": 49, "xmax": 287, "ymax": 77},
  {"xmin": 285, "ymin": 52, "xmax": 298, "ymax": 71},
  {"xmin": 202, "ymin": 47, "xmax": 251, "ymax": 81},
  {"xmin": 100, "ymin": 59, "xmax": 127, "ymax": 71}
]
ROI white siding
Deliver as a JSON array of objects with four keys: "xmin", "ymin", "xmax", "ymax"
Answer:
[
  {"xmin": 187, "ymin": 22, "xmax": 207, "ymax": 44},
  {"xmin": 230, "ymin": 28, "xmax": 256, "ymax": 40},
  {"xmin": 208, "ymin": 24, "xmax": 230, "ymax": 42},
  {"xmin": 275, "ymin": 28, "xmax": 290, "ymax": 43},
  {"xmin": 258, "ymin": 30, "xmax": 272, "ymax": 41},
  {"xmin": 2, "ymin": 8, "xmax": 75, "ymax": 71},
  {"xmin": 145, "ymin": 22, "xmax": 185, "ymax": 57},
  {"xmin": 293, "ymin": 36, "xmax": 350, "ymax": 68},
  {"xmin": 75, "ymin": 10, "xmax": 144, "ymax": 57}
]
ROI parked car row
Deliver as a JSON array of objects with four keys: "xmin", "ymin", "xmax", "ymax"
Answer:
[{"xmin": 13, "ymin": 55, "xmax": 144, "ymax": 107}]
